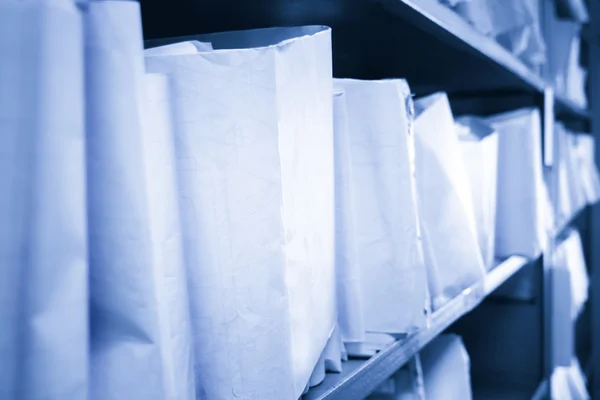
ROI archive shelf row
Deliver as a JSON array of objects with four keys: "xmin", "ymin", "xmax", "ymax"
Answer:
[{"xmin": 138, "ymin": 0, "xmax": 597, "ymax": 398}]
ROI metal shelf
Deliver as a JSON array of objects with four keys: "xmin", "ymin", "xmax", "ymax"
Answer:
[{"xmin": 304, "ymin": 256, "xmax": 529, "ymax": 400}]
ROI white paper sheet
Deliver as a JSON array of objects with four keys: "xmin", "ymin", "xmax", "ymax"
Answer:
[
  {"xmin": 0, "ymin": 1, "xmax": 87, "ymax": 398},
  {"xmin": 420, "ymin": 335, "xmax": 473, "ymax": 400},
  {"xmin": 85, "ymin": 2, "xmax": 168, "ymax": 399},
  {"xmin": 487, "ymin": 108, "xmax": 549, "ymax": 259},
  {"xmin": 455, "ymin": 117, "xmax": 498, "ymax": 270},
  {"xmin": 414, "ymin": 93, "xmax": 485, "ymax": 310},
  {"xmin": 143, "ymin": 74, "xmax": 196, "ymax": 399},
  {"xmin": 332, "ymin": 88, "xmax": 365, "ymax": 344},
  {"xmin": 146, "ymin": 26, "xmax": 335, "ymax": 399},
  {"xmin": 334, "ymin": 78, "xmax": 428, "ymax": 334}
]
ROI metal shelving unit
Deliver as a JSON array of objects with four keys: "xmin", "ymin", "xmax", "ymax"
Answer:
[{"xmin": 139, "ymin": 0, "xmax": 595, "ymax": 398}]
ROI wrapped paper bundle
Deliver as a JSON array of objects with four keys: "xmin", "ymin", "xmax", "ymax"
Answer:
[
  {"xmin": 333, "ymin": 78, "xmax": 428, "ymax": 335},
  {"xmin": 146, "ymin": 26, "xmax": 336, "ymax": 399},
  {"xmin": 455, "ymin": 117, "xmax": 499, "ymax": 270},
  {"xmin": 414, "ymin": 93, "xmax": 485, "ymax": 310}
]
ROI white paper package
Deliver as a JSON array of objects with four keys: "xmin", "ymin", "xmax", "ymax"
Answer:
[
  {"xmin": 85, "ymin": 2, "xmax": 170, "ymax": 399},
  {"xmin": 555, "ymin": 123, "xmax": 587, "ymax": 224},
  {"xmin": 487, "ymin": 108, "xmax": 550, "ymax": 259},
  {"xmin": 0, "ymin": 1, "xmax": 87, "ymax": 398},
  {"xmin": 146, "ymin": 26, "xmax": 336, "ymax": 399},
  {"xmin": 142, "ymin": 74, "xmax": 196, "ymax": 399},
  {"xmin": 455, "ymin": 117, "xmax": 499, "ymax": 270},
  {"xmin": 573, "ymin": 134, "xmax": 600, "ymax": 205},
  {"xmin": 453, "ymin": 0, "xmax": 546, "ymax": 67},
  {"xmin": 333, "ymin": 78, "xmax": 428, "ymax": 335},
  {"xmin": 547, "ymin": 18, "xmax": 580, "ymax": 94},
  {"xmin": 564, "ymin": 128, "xmax": 588, "ymax": 216},
  {"xmin": 332, "ymin": 89, "xmax": 365, "ymax": 344},
  {"xmin": 546, "ymin": 16, "xmax": 587, "ymax": 107},
  {"xmin": 560, "ymin": 230, "xmax": 589, "ymax": 319},
  {"xmin": 420, "ymin": 334, "xmax": 473, "ymax": 400},
  {"xmin": 414, "ymin": 93, "xmax": 485, "ymax": 310},
  {"xmin": 566, "ymin": 35, "xmax": 588, "ymax": 108}
]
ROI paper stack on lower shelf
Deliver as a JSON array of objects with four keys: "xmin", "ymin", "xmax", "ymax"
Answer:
[
  {"xmin": 420, "ymin": 334, "xmax": 473, "ymax": 400},
  {"xmin": 556, "ymin": 230, "xmax": 589, "ymax": 320},
  {"xmin": 574, "ymin": 134, "xmax": 600, "ymax": 205}
]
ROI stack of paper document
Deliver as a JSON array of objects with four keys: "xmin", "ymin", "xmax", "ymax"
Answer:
[
  {"xmin": 146, "ymin": 26, "xmax": 336, "ymax": 399},
  {"xmin": 455, "ymin": 117, "xmax": 499, "ymax": 270},
  {"xmin": 332, "ymin": 78, "xmax": 429, "ymax": 336},
  {"xmin": 566, "ymin": 35, "xmax": 588, "ymax": 108},
  {"xmin": 0, "ymin": 0, "xmax": 88, "ymax": 398},
  {"xmin": 555, "ymin": 124, "xmax": 588, "ymax": 224},
  {"xmin": 452, "ymin": 0, "xmax": 546, "ymax": 67},
  {"xmin": 487, "ymin": 108, "xmax": 551, "ymax": 259},
  {"xmin": 547, "ymin": 16, "xmax": 587, "ymax": 107},
  {"xmin": 420, "ymin": 335, "xmax": 473, "ymax": 400},
  {"xmin": 573, "ymin": 134, "xmax": 600, "ymax": 205},
  {"xmin": 558, "ymin": 230, "xmax": 589, "ymax": 319},
  {"xmin": 366, "ymin": 357, "xmax": 425, "ymax": 400},
  {"xmin": 414, "ymin": 93, "xmax": 485, "ymax": 310}
]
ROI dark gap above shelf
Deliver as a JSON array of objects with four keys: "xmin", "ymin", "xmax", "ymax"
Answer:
[
  {"xmin": 141, "ymin": 0, "xmax": 591, "ymax": 121},
  {"xmin": 141, "ymin": 0, "xmax": 542, "ymax": 93}
]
